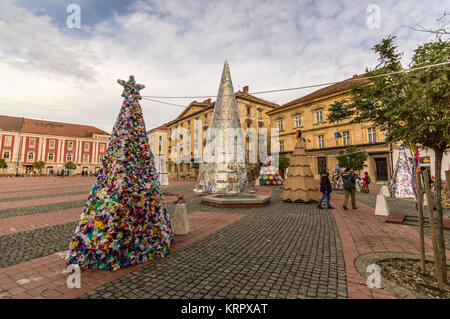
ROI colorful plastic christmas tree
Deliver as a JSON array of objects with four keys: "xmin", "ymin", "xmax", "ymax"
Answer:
[
  {"xmin": 258, "ymin": 156, "xmax": 283, "ymax": 186},
  {"xmin": 195, "ymin": 61, "xmax": 249, "ymax": 193},
  {"xmin": 66, "ymin": 76, "xmax": 174, "ymax": 271},
  {"xmin": 282, "ymin": 137, "xmax": 320, "ymax": 202},
  {"xmin": 389, "ymin": 148, "xmax": 416, "ymax": 199}
]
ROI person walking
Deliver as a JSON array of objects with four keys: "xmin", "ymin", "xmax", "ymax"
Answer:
[
  {"xmin": 342, "ymin": 168, "xmax": 357, "ymax": 210},
  {"xmin": 362, "ymin": 171, "xmax": 371, "ymax": 193},
  {"xmin": 317, "ymin": 169, "xmax": 334, "ymax": 209}
]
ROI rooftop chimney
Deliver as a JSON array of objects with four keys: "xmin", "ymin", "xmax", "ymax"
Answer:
[{"xmin": 243, "ymin": 85, "xmax": 249, "ymax": 93}]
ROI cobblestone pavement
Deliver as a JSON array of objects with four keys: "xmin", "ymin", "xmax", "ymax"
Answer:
[
  {"xmin": 4, "ymin": 177, "xmax": 441, "ymax": 299},
  {"xmin": 0, "ymin": 212, "xmax": 243, "ymax": 299},
  {"xmin": 0, "ymin": 221, "xmax": 78, "ymax": 268},
  {"xmin": 0, "ymin": 180, "xmax": 206, "ymax": 267},
  {"xmin": 336, "ymin": 190, "xmax": 450, "ymax": 248},
  {"xmin": 0, "ymin": 200, "xmax": 86, "ymax": 219},
  {"xmin": 0, "ymin": 189, "xmax": 90, "ymax": 203},
  {"xmin": 81, "ymin": 188, "xmax": 347, "ymax": 299}
]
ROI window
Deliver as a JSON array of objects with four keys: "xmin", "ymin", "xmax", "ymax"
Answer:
[
  {"xmin": 48, "ymin": 152, "xmax": 55, "ymax": 161},
  {"xmin": 2, "ymin": 151, "xmax": 10, "ymax": 159},
  {"xmin": 4, "ymin": 136, "xmax": 12, "ymax": 147},
  {"xmin": 28, "ymin": 152, "xmax": 35, "ymax": 161},
  {"xmin": 68, "ymin": 141, "xmax": 73, "ymax": 150},
  {"xmin": 29, "ymin": 138, "xmax": 36, "ymax": 147},
  {"xmin": 318, "ymin": 135, "xmax": 324, "ymax": 149},
  {"xmin": 67, "ymin": 153, "xmax": 72, "ymax": 161},
  {"xmin": 247, "ymin": 107, "xmax": 251, "ymax": 116},
  {"xmin": 84, "ymin": 143, "xmax": 90, "ymax": 151},
  {"xmin": 294, "ymin": 115, "xmax": 302, "ymax": 128},
  {"xmin": 277, "ymin": 119, "xmax": 284, "ymax": 131},
  {"xmin": 83, "ymin": 154, "xmax": 89, "ymax": 162},
  {"xmin": 49, "ymin": 140, "xmax": 56, "ymax": 149},
  {"xmin": 279, "ymin": 140, "xmax": 285, "ymax": 152},
  {"xmin": 342, "ymin": 131, "xmax": 351, "ymax": 145},
  {"xmin": 315, "ymin": 110, "xmax": 324, "ymax": 123},
  {"xmin": 368, "ymin": 127, "xmax": 377, "ymax": 143},
  {"xmin": 317, "ymin": 157, "xmax": 327, "ymax": 174},
  {"xmin": 99, "ymin": 144, "xmax": 105, "ymax": 152}
]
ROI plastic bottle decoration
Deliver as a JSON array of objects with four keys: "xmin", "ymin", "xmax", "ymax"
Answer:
[
  {"xmin": 389, "ymin": 147, "xmax": 416, "ymax": 199},
  {"xmin": 258, "ymin": 156, "xmax": 283, "ymax": 186},
  {"xmin": 195, "ymin": 61, "xmax": 250, "ymax": 193},
  {"xmin": 66, "ymin": 75, "xmax": 174, "ymax": 271}
]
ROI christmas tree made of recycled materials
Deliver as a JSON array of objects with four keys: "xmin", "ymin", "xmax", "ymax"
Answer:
[
  {"xmin": 195, "ymin": 61, "xmax": 250, "ymax": 193},
  {"xmin": 66, "ymin": 75, "xmax": 174, "ymax": 271},
  {"xmin": 259, "ymin": 156, "xmax": 283, "ymax": 186},
  {"xmin": 389, "ymin": 147, "xmax": 416, "ymax": 199},
  {"xmin": 282, "ymin": 133, "xmax": 320, "ymax": 202}
]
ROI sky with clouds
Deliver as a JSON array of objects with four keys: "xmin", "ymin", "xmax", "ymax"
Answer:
[{"xmin": 0, "ymin": 0, "xmax": 447, "ymax": 133}]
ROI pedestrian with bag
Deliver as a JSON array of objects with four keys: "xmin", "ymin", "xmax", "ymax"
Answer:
[{"xmin": 342, "ymin": 168, "xmax": 357, "ymax": 210}]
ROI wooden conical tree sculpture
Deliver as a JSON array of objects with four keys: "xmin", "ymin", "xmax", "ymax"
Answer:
[{"xmin": 282, "ymin": 139, "xmax": 321, "ymax": 202}]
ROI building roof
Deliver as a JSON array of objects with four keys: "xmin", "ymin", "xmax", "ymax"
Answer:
[
  {"xmin": 236, "ymin": 91, "xmax": 279, "ymax": 108},
  {"xmin": 165, "ymin": 90, "xmax": 278, "ymax": 128},
  {"xmin": 147, "ymin": 124, "xmax": 168, "ymax": 134},
  {"xmin": 0, "ymin": 114, "xmax": 109, "ymax": 138},
  {"xmin": 279, "ymin": 75, "xmax": 371, "ymax": 109}
]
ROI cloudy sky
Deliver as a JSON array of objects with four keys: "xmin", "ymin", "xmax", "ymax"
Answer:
[{"xmin": 0, "ymin": 0, "xmax": 446, "ymax": 133}]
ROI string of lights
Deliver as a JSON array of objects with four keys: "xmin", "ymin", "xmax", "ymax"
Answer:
[{"xmin": 140, "ymin": 61, "xmax": 450, "ymax": 100}]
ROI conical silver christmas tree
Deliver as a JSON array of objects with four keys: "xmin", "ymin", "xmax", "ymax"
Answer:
[{"xmin": 195, "ymin": 61, "xmax": 249, "ymax": 193}]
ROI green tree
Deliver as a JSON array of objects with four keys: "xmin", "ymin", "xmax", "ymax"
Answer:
[
  {"xmin": 65, "ymin": 161, "xmax": 77, "ymax": 175},
  {"xmin": 279, "ymin": 154, "xmax": 290, "ymax": 177},
  {"xmin": 328, "ymin": 36, "xmax": 450, "ymax": 288},
  {"xmin": 336, "ymin": 146, "xmax": 368, "ymax": 172},
  {"xmin": 0, "ymin": 158, "xmax": 7, "ymax": 170},
  {"xmin": 33, "ymin": 160, "xmax": 45, "ymax": 173}
]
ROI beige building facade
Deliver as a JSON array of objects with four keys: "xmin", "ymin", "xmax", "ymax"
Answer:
[
  {"xmin": 147, "ymin": 124, "xmax": 168, "ymax": 157},
  {"xmin": 164, "ymin": 86, "xmax": 279, "ymax": 180},
  {"xmin": 267, "ymin": 76, "xmax": 393, "ymax": 183}
]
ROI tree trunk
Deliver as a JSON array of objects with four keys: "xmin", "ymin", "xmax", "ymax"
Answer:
[
  {"xmin": 423, "ymin": 168, "xmax": 445, "ymax": 289},
  {"xmin": 433, "ymin": 149, "xmax": 447, "ymax": 284},
  {"xmin": 416, "ymin": 170, "xmax": 426, "ymax": 274}
]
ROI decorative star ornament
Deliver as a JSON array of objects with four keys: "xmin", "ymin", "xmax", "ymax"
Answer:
[{"xmin": 117, "ymin": 75, "xmax": 145, "ymax": 101}]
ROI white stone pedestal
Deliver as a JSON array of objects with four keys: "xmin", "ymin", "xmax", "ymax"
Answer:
[
  {"xmin": 172, "ymin": 203, "xmax": 190, "ymax": 235},
  {"xmin": 375, "ymin": 194, "xmax": 390, "ymax": 216},
  {"xmin": 380, "ymin": 185, "xmax": 390, "ymax": 197}
]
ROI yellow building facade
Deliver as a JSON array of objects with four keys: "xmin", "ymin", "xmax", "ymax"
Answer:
[
  {"xmin": 165, "ymin": 86, "xmax": 279, "ymax": 180},
  {"xmin": 267, "ymin": 76, "xmax": 393, "ymax": 183},
  {"xmin": 147, "ymin": 124, "xmax": 168, "ymax": 157}
]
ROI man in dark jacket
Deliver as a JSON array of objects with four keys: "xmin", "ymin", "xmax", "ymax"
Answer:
[
  {"xmin": 342, "ymin": 168, "xmax": 357, "ymax": 210},
  {"xmin": 317, "ymin": 169, "xmax": 334, "ymax": 209}
]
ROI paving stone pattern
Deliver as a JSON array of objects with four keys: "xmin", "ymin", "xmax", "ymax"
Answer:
[
  {"xmin": 0, "ymin": 200, "xmax": 86, "ymax": 219},
  {"xmin": 81, "ymin": 188, "xmax": 347, "ymax": 299},
  {"xmin": 0, "ymin": 221, "xmax": 78, "ymax": 268},
  {"xmin": 341, "ymin": 191, "xmax": 450, "ymax": 248},
  {"xmin": 0, "ymin": 190, "xmax": 89, "ymax": 203}
]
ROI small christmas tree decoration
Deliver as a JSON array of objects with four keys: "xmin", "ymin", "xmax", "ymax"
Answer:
[
  {"xmin": 66, "ymin": 75, "xmax": 174, "ymax": 271},
  {"xmin": 390, "ymin": 148, "xmax": 416, "ymax": 199},
  {"xmin": 258, "ymin": 156, "xmax": 283, "ymax": 186}
]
